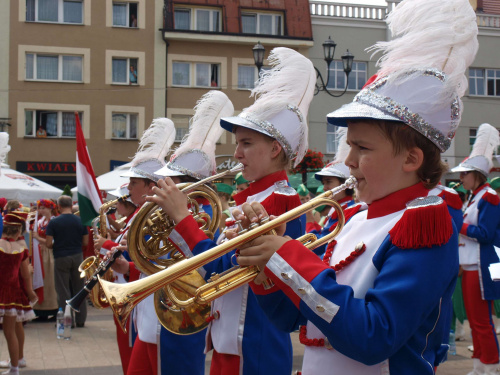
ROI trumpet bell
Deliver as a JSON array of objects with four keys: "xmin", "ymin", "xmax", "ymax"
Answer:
[{"xmin": 154, "ymin": 271, "xmax": 211, "ymax": 335}]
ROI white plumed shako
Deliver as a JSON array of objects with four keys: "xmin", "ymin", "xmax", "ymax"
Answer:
[
  {"xmin": 121, "ymin": 118, "xmax": 176, "ymax": 182},
  {"xmin": 220, "ymin": 47, "xmax": 316, "ymax": 167},
  {"xmin": 156, "ymin": 90, "xmax": 234, "ymax": 180},
  {"xmin": 451, "ymin": 123, "xmax": 500, "ymax": 176}
]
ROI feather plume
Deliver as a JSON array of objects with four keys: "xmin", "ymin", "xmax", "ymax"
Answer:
[
  {"xmin": 368, "ymin": 0, "xmax": 478, "ymax": 99},
  {"xmin": 246, "ymin": 47, "xmax": 316, "ymax": 167},
  {"xmin": 0, "ymin": 133, "xmax": 11, "ymax": 176},
  {"xmin": 333, "ymin": 127, "xmax": 349, "ymax": 164},
  {"xmin": 173, "ymin": 90, "xmax": 234, "ymax": 170},
  {"xmin": 132, "ymin": 118, "xmax": 175, "ymax": 167},
  {"xmin": 470, "ymin": 123, "xmax": 500, "ymax": 168}
]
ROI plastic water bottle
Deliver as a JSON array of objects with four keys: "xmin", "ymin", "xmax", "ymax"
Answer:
[
  {"xmin": 56, "ymin": 308, "xmax": 64, "ymax": 339},
  {"xmin": 449, "ymin": 330, "xmax": 457, "ymax": 355},
  {"xmin": 63, "ymin": 305, "xmax": 72, "ymax": 340}
]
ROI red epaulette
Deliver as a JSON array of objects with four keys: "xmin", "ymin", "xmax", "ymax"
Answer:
[
  {"xmin": 482, "ymin": 191, "xmax": 500, "ymax": 206},
  {"xmin": 389, "ymin": 196, "xmax": 453, "ymax": 249},
  {"xmin": 261, "ymin": 191, "xmax": 301, "ymax": 217},
  {"xmin": 438, "ymin": 190, "xmax": 463, "ymax": 210}
]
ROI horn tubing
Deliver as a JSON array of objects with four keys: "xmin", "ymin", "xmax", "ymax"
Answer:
[{"xmin": 99, "ymin": 176, "xmax": 356, "ymax": 332}]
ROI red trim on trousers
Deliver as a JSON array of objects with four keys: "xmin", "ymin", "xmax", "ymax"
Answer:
[
  {"xmin": 127, "ymin": 338, "xmax": 158, "ymax": 375},
  {"xmin": 462, "ymin": 270, "xmax": 500, "ymax": 364},
  {"xmin": 210, "ymin": 350, "xmax": 240, "ymax": 375},
  {"xmin": 113, "ymin": 315, "xmax": 132, "ymax": 375}
]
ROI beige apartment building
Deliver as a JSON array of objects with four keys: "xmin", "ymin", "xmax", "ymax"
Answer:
[
  {"xmin": 3, "ymin": 0, "xmax": 500, "ymax": 191},
  {"xmin": 3, "ymin": 0, "xmax": 313, "ymax": 190}
]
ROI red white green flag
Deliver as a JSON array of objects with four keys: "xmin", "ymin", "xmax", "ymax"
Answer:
[{"xmin": 75, "ymin": 112, "xmax": 102, "ymax": 226}]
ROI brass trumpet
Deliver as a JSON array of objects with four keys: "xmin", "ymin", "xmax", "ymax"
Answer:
[{"xmin": 99, "ymin": 177, "xmax": 357, "ymax": 334}]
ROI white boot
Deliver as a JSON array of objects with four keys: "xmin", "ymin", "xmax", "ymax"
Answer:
[
  {"xmin": 467, "ymin": 358, "xmax": 481, "ymax": 375},
  {"xmin": 482, "ymin": 362, "xmax": 500, "ymax": 375}
]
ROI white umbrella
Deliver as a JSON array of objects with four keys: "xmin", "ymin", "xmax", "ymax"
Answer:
[
  {"xmin": 0, "ymin": 164, "xmax": 63, "ymax": 205},
  {"xmin": 71, "ymin": 162, "xmax": 131, "ymax": 200}
]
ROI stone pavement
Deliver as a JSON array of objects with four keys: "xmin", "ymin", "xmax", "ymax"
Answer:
[{"xmin": 0, "ymin": 305, "xmax": 479, "ymax": 374}]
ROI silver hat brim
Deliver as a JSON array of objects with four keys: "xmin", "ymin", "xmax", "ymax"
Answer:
[
  {"xmin": 220, "ymin": 116, "xmax": 273, "ymax": 138},
  {"xmin": 327, "ymin": 101, "xmax": 402, "ymax": 126}
]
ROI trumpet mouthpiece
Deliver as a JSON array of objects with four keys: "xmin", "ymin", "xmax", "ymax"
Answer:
[{"xmin": 230, "ymin": 163, "xmax": 244, "ymax": 173}]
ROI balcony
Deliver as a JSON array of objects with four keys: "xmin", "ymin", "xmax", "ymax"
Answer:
[{"xmin": 310, "ymin": 0, "xmax": 500, "ymax": 29}]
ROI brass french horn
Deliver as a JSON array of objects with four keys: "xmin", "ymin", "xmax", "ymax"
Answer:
[
  {"xmin": 126, "ymin": 164, "xmax": 243, "ymax": 335},
  {"xmin": 100, "ymin": 177, "xmax": 357, "ymax": 334}
]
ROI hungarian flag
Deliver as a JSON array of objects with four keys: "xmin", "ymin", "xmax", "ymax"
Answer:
[{"xmin": 76, "ymin": 112, "xmax": 102, "ymax": 226}]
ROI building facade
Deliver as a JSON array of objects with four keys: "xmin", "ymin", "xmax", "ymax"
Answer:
[
  {"xmin": 3, "ymin": 0, "xmax": 500, "ymax": 191},
  {"xmin": 308, "ymin": 0, "xmax": 500, "ymax": 183}
]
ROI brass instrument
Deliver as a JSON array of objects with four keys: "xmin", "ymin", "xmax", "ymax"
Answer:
[
  {"xmin": 100, "ymin": 177, "xmax": 357, "ymax": 334},
  {"xmin": 73, "ymin": 194, "xmax": 131, "ymax": 311},
  {"xmin": 126, "ymin": 164, "xmax": 244, "ymax": 334}
]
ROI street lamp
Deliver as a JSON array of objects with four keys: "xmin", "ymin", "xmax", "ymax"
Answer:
[
  {"xmin": 315, "ymin": 36, "xmax": 354, "ymax": 97},
  {"xmin": 252, "ymin": 41, "xmax": 265, "ymax": 74}
]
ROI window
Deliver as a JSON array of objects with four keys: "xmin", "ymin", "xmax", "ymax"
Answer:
[
  {"xmin": 26, "ymin": 0, "xmax": 83, "ymax": 24},
  {"xmin": 172, "ymin": 115, "xmax": 191, "ymax": 142},
  {"xmin": 237, "ymin": 65, "xmax": 269, "ymax": 90},
  {"xmin": 238, "ymin": 66, "xmax": 256, "ymax": 90},
  {"xmin": 326, "ymin": 123, "xmax": 340, "ymax": 154},
  {"xmin": 25, "ymin": 110, "xmax": 83, "ymax": 138},
  {"xmin": 112, "ymin": 58, "xmax": 138, "ymax": 84},
  {"xmin": 112, "ymin": 2, "xmax": 138, "ymax": 27},
  {"xmin": 326, "ymin": 61, "xmax": 367, "ymax": 91},
  {"xmin": 175, "ymin": 127, "xmax": 188, "ymax": 142},
  {"xmin": 172, "ymin": 62, "xmax": 220, "ymax": 88},
  {"xmin": 112, "ymin": 113, "xmax": 138, "ymax": 139},
  {"xmin": 173, "ymin": 7, "xmax": 221, "ymax": 32},
  {"xmin": 25, "ymin": 53, "xmax": 83, "ymax": 82},
  {"xmin": 241, "ymin": 12, "xmax": 283, "ymax": 35},
  {"xmin": 469, "ymin": 68, "xmax": 500, "ymax": 96}
]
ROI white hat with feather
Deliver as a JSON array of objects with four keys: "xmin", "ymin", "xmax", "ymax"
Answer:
[
  {"xmin": 326, "ymin": 0, "xmax": 478, "ymax": 153},
  {"xmin": 220, "ymin": 47, "xmax": 316, "ymax": 167},
  {"xmin": 156, "ymin": 90, "xmax": 234, "ymax": 180},
  {"xmin": 451, "ymin": 123, "xmax": 499, "ymax": 176},
  {"xmin": 121, "ymin": 118, "xmax": 176, "ymax": 182},
  {"xmin": 315, "ymin": 127, "xmax": 350, "ymax": 180}
]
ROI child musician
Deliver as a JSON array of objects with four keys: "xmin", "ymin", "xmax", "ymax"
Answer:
[
  {"xmin": 149, "ymin": 47, "xmax": 316, "ymax": 374},
  {"xmin": 233, "ymin": 0, "xmax": 479, "ymax": 373},
  {"xmin": 451, "ymin": 123, "xmax": 500, "ymax": 375}
]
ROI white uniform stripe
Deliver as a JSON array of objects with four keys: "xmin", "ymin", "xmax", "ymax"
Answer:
[{"xmin": 267, "ymin": 253, "xmax": 339, "ymax": 323}]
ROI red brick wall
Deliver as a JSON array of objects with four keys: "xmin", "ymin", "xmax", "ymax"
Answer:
[
  {"xmin": 169, "ymin": 0, "xmax": 312, "ymax": 39},
  {"xmin": 483, "ymin": 0, "xmax": 500, "ymax": 14}
]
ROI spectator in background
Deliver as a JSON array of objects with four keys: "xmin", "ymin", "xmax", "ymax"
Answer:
[
  {"xmin": 234, "ymin": 172, "xmax": 249, "ymax": 193},
  {"xmin": 35, "ymin": 127, "xmax": 47, "ymax": 138},
  {"xmin": 31, "ymin": 199, "xmax": 58, "ymax": 319},
  {"xmin": 129, "ymin": 66, "xmax": 137, "ymax": 85},
  {"xmin": 130, "ymin": 13, "xmax": 137, "ymax": 27},
  {"xmin": 45, "ymin": 196, "xmax": 88, "ymax": 327}
]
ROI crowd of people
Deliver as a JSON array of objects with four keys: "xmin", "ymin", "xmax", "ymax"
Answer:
[{"xmin": 3, "ymin": 0, "xmax": 500, "ymax": 374}]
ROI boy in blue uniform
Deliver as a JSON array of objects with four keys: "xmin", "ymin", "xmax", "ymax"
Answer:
[{"xmin": 233, "ymin": 0, "xmax": 478, "ymax": 373}]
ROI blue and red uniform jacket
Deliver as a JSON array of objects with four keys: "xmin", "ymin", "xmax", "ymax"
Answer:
[
  {"xmin": 168, "ymin": 170, "xmax": 304, "ymax": 375},
  {"xmin": 459, "ymin": 183, "xmax": 500, "ymax": 301},
  {"xmin": 251, "ymin": 183, "xmax": 459, "ymax": 374}
]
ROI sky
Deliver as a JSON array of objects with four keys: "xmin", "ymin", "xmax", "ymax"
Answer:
[{"xmin": 319, "ymin": 0, "xmax": 388, "ymax": 5}]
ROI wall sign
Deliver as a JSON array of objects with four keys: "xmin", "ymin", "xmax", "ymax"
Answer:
[
  {"xmin": 17, "ymin": 161, "xmax": 77, "ymax": 174},
  {"xmin": 215, "ymin": 155, "xmax": 238, "ymax": 171}
]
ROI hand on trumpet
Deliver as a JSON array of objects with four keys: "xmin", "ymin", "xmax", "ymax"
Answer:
[
  {"xmin": 147, "ymin": 177, "xmax": 191, "ymax": 223},
  {"xmin": 231, "ymin": 202, "xmax": 291, "ymax": 285}
]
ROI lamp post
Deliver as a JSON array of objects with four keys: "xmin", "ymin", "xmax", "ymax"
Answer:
[
  {"xmin": 252, "ymin": 41, "xmax": 265, "ymax": 75},
  {"xmin": 315, "ymin": 36, "xmax": 354, "ymax": 97}
]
